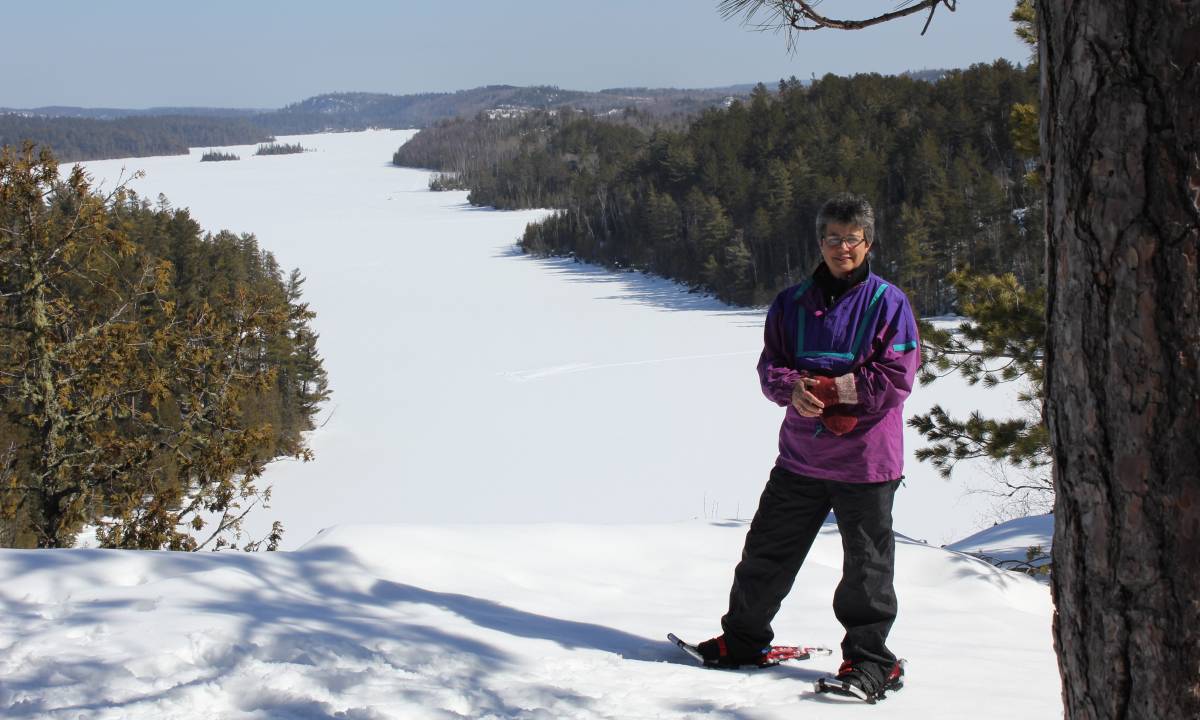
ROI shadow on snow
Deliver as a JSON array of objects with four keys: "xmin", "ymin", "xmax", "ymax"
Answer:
[
  {"xmin": 0, "ymin": 544, "xmax": 670, "ymax": 717},
  {"xmin": 494, "ymin": 245, "xmax": 765, "ymax": 321}
]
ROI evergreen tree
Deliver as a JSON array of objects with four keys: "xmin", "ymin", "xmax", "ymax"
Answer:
[
  {"xmin": 906, "ymin": 0, "xmax": 1050, "ymax": 516},
  {"xmin": 0, "ymin": 144, "xmax": 328, "ymax": 550},
  {"xmin": 284, "ymin": 268, "xmax": 331, "ymax": 438},
  {"xmin": 910, "ymin": 271, "xmax": 1049, "ymax": 510}
]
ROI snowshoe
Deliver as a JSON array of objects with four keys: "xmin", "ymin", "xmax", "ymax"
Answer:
[
  {"xmin": 814, "ymin": 658, "xmax": 906, "ymax": 703},
  {"xmin": 668, "ymin": 633, "xmax": 831, "ymax": 669}
]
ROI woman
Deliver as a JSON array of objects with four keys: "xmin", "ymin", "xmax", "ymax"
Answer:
[{"xmin": 698, "ymin": 192, "xmax": 920, "ymax": 703}]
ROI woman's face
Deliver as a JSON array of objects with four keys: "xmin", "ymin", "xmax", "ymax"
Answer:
[{"xmin": 819, "ymin": 221, "xmax": 872, "ymax": 279}]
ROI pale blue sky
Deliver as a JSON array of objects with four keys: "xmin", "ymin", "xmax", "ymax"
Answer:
[{"xmin": 5, "ymin": 1, "xmax": 1030, "ymax": 109}]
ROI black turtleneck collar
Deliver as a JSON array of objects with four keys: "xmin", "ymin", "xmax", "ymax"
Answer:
[{"xmin": 813, "ymin": 260, "xmax": 870, "ymax": 306}]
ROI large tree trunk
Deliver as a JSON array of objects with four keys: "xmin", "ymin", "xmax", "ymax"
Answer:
[{"xmin": 1039, "ymin": 2, "xmax": 1200, "ymax": 718}]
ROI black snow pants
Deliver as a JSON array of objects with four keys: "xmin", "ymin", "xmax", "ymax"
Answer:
[{"xmin": 720, "ymin": 465, "xmax": 900, "ymax": 669}]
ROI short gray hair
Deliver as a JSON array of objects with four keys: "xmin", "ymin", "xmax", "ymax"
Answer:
[{"xmin": 816, "ymin": 193, "xmax": 876, "ymax": 244}]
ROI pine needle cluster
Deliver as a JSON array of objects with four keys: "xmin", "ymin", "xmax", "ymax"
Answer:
[{"xmin": 910, "ymin": 270, "xmax": 1049, "ymax": 501}]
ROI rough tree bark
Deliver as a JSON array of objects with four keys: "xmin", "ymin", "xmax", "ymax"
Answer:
[{"xmin": 1039, "ymin": 2, "xmax": 1200, "ymax": 718}]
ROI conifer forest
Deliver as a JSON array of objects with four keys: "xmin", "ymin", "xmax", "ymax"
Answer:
[{"xmin": 395, "ymin": 61, "xmax": 1041, "ymax": 316}]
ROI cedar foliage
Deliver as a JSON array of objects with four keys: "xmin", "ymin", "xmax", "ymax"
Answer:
[{"xmin": 0, "ymin": 144, "xmax": 329, "ymax": 550}]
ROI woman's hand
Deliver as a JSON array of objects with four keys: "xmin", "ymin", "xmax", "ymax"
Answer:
[{"xmin": 791, "ymin": 378, "xmax": 826, "ymax": 417}]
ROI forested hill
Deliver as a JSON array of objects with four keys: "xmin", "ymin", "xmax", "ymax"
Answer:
[
  {"xmin": 1, "ymin": 86, "xmax": 749, "ymax": 162},
  {"xmin": 394, "ymin": 61, "xmax": 1041, "ymax": 316},
  {"xmin": 264, "ymin": 86, "xmax": 748, "ymax": 133},
  {"xmin": 0, "ymin": 114, "xmax": 276, "ymax": 163}
]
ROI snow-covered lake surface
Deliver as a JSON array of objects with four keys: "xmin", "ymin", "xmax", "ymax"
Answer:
[
  {"xmin": 0, "ymin": 131, "xmax": 1060, "ymax": 718},
  {"xmin": 68, "ymin": 129, "xmax": 1022, "ymax": 549}
]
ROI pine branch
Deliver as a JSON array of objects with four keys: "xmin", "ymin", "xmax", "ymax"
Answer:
[
  {"xmin": 194, "ymin": 495, "xmax": 260, "ymax": 551},
  {"xmin": 719, "ymin": 1, "xmax": 954, "ymax": 38}
]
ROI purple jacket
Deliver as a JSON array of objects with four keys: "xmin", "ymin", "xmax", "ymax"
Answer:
[{"xmin": 758, "ymin": 268, "xmax": 920, "ymax": 483}]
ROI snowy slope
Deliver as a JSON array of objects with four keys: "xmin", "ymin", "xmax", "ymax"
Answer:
[
  {"xmin": 947, "ymin": 514, "xmax": 1054, "ymax": 569},
  {"xmin": 0, "ymin": 522, "xmax": 1059, "ymax": 719}
]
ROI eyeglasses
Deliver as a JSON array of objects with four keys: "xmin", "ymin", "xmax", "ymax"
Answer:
[{"xmin": 820, "ymin": 235, "xmax": 868, "ymax": 248}]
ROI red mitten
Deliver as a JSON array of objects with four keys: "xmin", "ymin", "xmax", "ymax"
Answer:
[
  {"xmin": 805, "ymin": 374, "xmax": 860, "ymax": 436},
  {"xmin": 821, "ymin": 412, "xmax": 858, "ymax": 436},
  {"xmin": 805, "ymin": 375, "xmax": 841, "ymax": 407},
  {"xmin": 805, "ymin": 374, "xmax": 859, "ymax": 406}
]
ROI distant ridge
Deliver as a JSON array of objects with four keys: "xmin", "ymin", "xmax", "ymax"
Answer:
[
  {"xmin": 902, "ymin": 68, "xmax": 955, "ymax": 82},
  {"xmin": 2, "ymin": 84, "xmax": 749, "ymax": 131},
  {"xmin": 1, "ymin": 106, "xmax": 265, "ymax": 120},
  {"xmin": 1, "ymin": 71, "xmax": 962, "ymax": 162},
  {"xmin": 1, "ymin": 84, "xmax": 748, "ymax": 162}
]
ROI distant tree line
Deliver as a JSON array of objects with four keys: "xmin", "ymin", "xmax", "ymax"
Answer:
[
  {"xmin": 0, "ymin": 114, "xmax": 273, "ymax": 163},
  {"xmin": 394, "ymin": 62, "xmax": 1040, "ymax": 314},
  {"xmin": 428, "ymin": 172, "xmax": 468, "ymax": 191},
  {"xmin": 255, "ymin": 142, "xmax": 306, "ymax": 156},
  {"xmin": 201, "ymin": 150, "xmax": 240, "ymax": 162},
  {"xmin": 0, "ymin": 144, "xmax": 329, "ymax": 550},
  {"xmin": 393, "ymin": 108, "xmax": 675, "ymax": 208}
]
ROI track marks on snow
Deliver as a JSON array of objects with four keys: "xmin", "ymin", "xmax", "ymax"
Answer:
[{"xmin": 500, "ymin": 351, "xmax": 758, "ymax": 383}]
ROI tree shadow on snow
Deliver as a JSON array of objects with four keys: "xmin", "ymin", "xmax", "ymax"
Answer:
[
  {"xmin": 368, "ymin": 578, "xmax": 662, "ymax": 661},
  {"xmin": 669, "ymin": 702, "xmax": 768, "ymax": 719},
  {"xmin": 0, "ymin": 543, "xmax": 852, "ymax": 717},
  {"xmin": 493, "ymin": 245, "xmax": 766, "ymax": 321},
  {"xmin": 898, "ymin": 536, "xmax": 1040, "ymax": 591},
  {"xmin": 450, "ymin": 201, "xmax": 510, "ymax": 212},
  {"xmin": 2, "ymin": 651, "xmax": 266, "ymax": 718},
  {"xmin": 0, "ymin": 545, "xmax": 614, "ymax": 718}
]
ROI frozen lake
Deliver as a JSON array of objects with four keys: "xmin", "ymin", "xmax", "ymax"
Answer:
[{"xmin": 77, "ymin": 130, "xmax": 1020, "ymax": 548}]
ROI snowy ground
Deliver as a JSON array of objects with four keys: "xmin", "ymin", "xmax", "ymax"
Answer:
[
  {"xmin": 947, "ymin": 514, "xmax": 1054, "ymax": 570},
  {"xmin": 0, "ymin": 521, "xmax": 1059, "ymax": 719},
  {"xmin": 0, "ymin": 131, "xmax": 1062, "ymax": 718}
]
